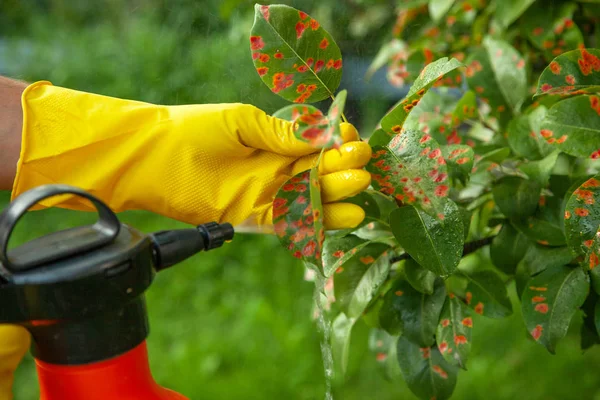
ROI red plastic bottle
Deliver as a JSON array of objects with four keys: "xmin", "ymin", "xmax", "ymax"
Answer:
[{"xmin": 36, "ymin": 341, "xmax": 187, "ymax": 400}]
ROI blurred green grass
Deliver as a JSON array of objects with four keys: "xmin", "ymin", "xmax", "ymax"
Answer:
[{"xmin": 2, "ymin": 1, "xmax": 600, "ymax": 399}]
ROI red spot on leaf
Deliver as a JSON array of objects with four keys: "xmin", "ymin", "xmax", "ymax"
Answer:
[
  {"xmin": 540, "ymin": 129, "xmax": 553, "ymax": 138},
  {"xmin": 590, "ymin": 252, "xmax": 599, "ymax": 269},
  {"xmin": 529, "ymin": 286, "xmax": 548, "ymax": 292},
  {"xmin": 541, "ymin": 83, "xmax": 553, "ymax": 92},
  {"xmin": 310, "ymin": 19, "xmax": 319, "ymax": 30},
  {"xmin": 465, "ymin": 292, "xmax": 472, "ymax": 305},
  {"xmin": 257, "ymin": 67, "xmax": 268, "ymax": 76},
  {"xmin": 333, "ymin": 59, "xmax": 343, "ymax": 70},
  {"xmin": 441, "ymin": 319, "xmax": 450, "ymax": 328},
  {"xmin": 474, "ymin": 302, "xmax": 484, "ymax": 315},
  {"xmin": 315, "ymin": 60, "xmax": 325, "ymax": 72},
  {"xmin": 297, "ymin": 64, "xmax": 308, "ymax": 73},
  {"xmin": 420, "ymin": 347, "xmax": 430, "ymax": 359},
  {"xmin": 535, "ymin": 303, "xmax": 549, "ymax": 314},
  {"xmin": 296, "ymin": 22, "xmax": 306, "ymax": 38},
  {"xmin": 549, "ymin": 61, "xmax": 561, "ymax": 74},
  {"xmin": 435, "ymin": 185, "xmax": 449, "ymax": 197},
  {"xmin": 302, "ymin": 240, "xmax": 316, "ymax": 257},
  {"xmin": 462, "ymin": 317, "xmax": 473, "ymax": 328},
  {"xmin": 299, "ymin": 11, "xmax": 308, "ymax": 20},
  {"xmin": 432, "ymin": 365, "xmax": 448, "ymax": 379},
  {"xmin": 532, "ymin": 296, "xmax": 546, "ymax": 303},
  {"xmin": 575, "ymin": 208, "xmax": 590, "ymax": 217},
  {"xmin": 376, "ymin": 352, "xmax": 387, "ymax": 362},
  {"xmin": 361, "ymin": 256, "xmax": 375, "ymax": 264},
  {"xmin": 274, "ymin": 52, "xmax": 284, "ymax": 59},
  {"xmin": 439, "ymin": 341, "xmax": 448, "ymax": 354},
  {"xmin": 260, "ymin": 5, "xmax": 270, "ymax": 20},
  {"xmin": 395, "ymin": 290, "xmax": 404, "ymax": 296},
  {"xmin": 454, "ymin": 335, "xmax": 467, "ymax": 345},
  {"xmin": 532, "ymin": 27, "xmax": 544, "ymax": 36},
  {"xmin": 250, "ymin": 36, "xmax": 265, "ymax": 50},
  {"xmin": 531, "ymin": 324, "xmax": 543, "ymax": 340},
  {"xmin": 319, "ymin": 38, "xmax": 329, "ymax": 49}
]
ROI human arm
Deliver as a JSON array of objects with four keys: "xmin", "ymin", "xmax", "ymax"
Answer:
[{"xmin": 0, "ymin": 76, "xmax": 26, "ymax": 190}]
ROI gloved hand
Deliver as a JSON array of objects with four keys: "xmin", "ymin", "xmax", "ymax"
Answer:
[
  {"xmin": 13, "ymin": 81, "xmax": 372, "ymax": 230},
  {"xmin": 0, "ymin": 325, "xmax": 30, "ymax": 400}
]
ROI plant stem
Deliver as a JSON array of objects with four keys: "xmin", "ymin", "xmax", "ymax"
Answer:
[{"xmin": 388, "ymin": 235, "xmax": 496, "ymax": 264}]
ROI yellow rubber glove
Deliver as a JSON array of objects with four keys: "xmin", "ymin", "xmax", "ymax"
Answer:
[{"xmin": 13, "ymin": 81, "xmax": 372, "ymax": 230}]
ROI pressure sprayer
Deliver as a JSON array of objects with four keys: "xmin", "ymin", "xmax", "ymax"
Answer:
[{"xmin": 0, "ymin": 184, "xmax": 234, "ymax": 400}]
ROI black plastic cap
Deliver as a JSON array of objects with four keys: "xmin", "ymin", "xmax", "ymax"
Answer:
[{"xmin": 198, "ymin": 222, "xmax": 234, "ymax": 250}]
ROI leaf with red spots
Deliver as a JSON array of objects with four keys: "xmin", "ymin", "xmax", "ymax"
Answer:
[
  {"xmin": 379, "ymin": 278, "xmax": 446, "ymax": 346},
  {"xmin": 564, "ymin": 175, "xmax": 600, "ymax": 258},
  {"xmin": 272, "ymin": 168, "xmax": 324, "ymax": 271},
  {"xmin": 396, "ymin": 337, "xmax": 459, "ymax": 400},
  {"xmin": 366, "ymin": 130, "xmax": 450, "ymax": 218},
  {"xmin": 451, "ymin": 90, "xmax": 479, "ymax": 126},
  {"xmin": 368, "ymin": 128, "xmax": 394, "ymax": 147},
  {"xmin": 404, "ymin": 258, "xmax": 437, "ymax": 295},
  {"xmin": 494, "ymin": 0, "xmax": 535, "ymax": 28},
  {"xmin": 521, "ymin": 265, "xmax": 589, "ymax": 354},
  {"xmin": 490, "ymin": 224, "xmax": 530, "ymax": 275},
  {"xmin": 463, "ymin": 270, "xmax": 512, "ymax": 318},
  {"xmin": 492, "ymin": 176, "xmax": 542, "ymax": 220},
  {"xmin": 368, "ymin": 329, "xmax": 402, "ymax": 380},
  {"xmin": 540, "ymin": 95, "xmax": 600, "ymax": 158},
  {"xmin": 535, "ymin": 49, "xmax": 600, "ymax": 97},
  {"xmin": 466, "ymin": 38, "xmax": 527, "ymax": 128},
  {"xmin": 366, "ymin": 38, "xmax": 406, "ymax": 80},
  {"xmin": 332, "ymin": 242, "xmax": 392, "ymax": 318},
  {"xmin": 273, "ymin": 90, "xmax": 346, "ymax": 149},
  {"xmin": 331, "ymin": 312, "xmax": 355, "ymax": 376},
  {"xmin": 507, "ymin": 106, "xmax": 555, "ymax": 160},
  {"xmin": 381, "ymin": 57, "xmax": 463, "ymax": 134},
  {"xmin": 322, "ymin": 235, "xmax": 369, "ymax": 277},
  {"xmin": 441, "ymin": 144, "xmax": 474, "ymax": 185},
  {"xmin": 436, "ymin": 295, "xmax": 472, "ymax": 369},
  {"xmin": 402, "ymin": 88, "xmax": 459, "ymax": 144},
  {"xmin": 522, "ymin": 2, "xmax": 583, "ymax": 62},
  {"xmin": 250, "ymin": 4, "xmax": 342, "ymax": 103},
  {"xmin": 390, "ymin": 201, "xmax": 464, "ymax": 277}
]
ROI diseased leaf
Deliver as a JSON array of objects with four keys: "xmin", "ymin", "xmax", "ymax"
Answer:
[
  {"xmin": 429, "ymin": 0, "xmax": 456, "ymax": 21},
  {"xmin": 368, "ymin": 329, "xmax": 402, "ymax": 380},
  {"xmin": 322, "ymin": 234, "xmax": 369, "ymax": 277},
  {"xmin": 451, "ymin": 90, "xmax": 479, "ymax": 126},
  {"xmin": 463, "ymin": 270, "xmax": 513, "ymax": 318},
  {"xmin": 507, "ymin": 106, "xmax": 555, "ymax": 160},
  {"xmin": 380, "ymin": 278, "xmax": 447, "ymax": 347},
  {"xmin": 333, "ymin": 243, "xmax": 392, "ymax": 318},
  {"xmin": 390, "ymin": 202, "xmax": 464, "ymax": 277},
  {"xmin": 495, "ymin": 0, "xmax": 536, "ymax": 28},
  {"xmin": 368, "ymin": 128, "xmax": 394, "ymax": 147},
  {"xmin": 522, "ymin": 265, "xmax": 589, "ymax": 354},
  {"xmin": 381, "ymin": 57, "xmax": 463, "ymax": 134},
  {"xmin": 404, "ymin": 258, "xmax": 437, "ymax": 294},
  {"xmin": 436, "ymin": 295, "xmax": 473, "ymax": 369},
  {"xmin": 368, "ymin": 130, "xmax": 451, "ymax": 217},
  {"xmin": 536, "ymin": 48, "xmax": 600, "ymax": 97},
  {"xmin": 564, "ymin": 175, "xmax": 600, "ymax": 258},
  {"xmin": 366, "ymin": 38, "xmax": 406, "ymax": 80},
  {"xmin": 512, "ymin": 216, "xmax": 567, "ymax": 247},
  {"xmin": 251, "ymin": 4, "xmax": 342, "ymax": 103},
  {"xmin": 490, "ymin": 224, "xmax": 530, "ymax": 275},
  {"xmin": 442, "ymin": 144, "xmax": 474, "ymax": 185},
  {"xmin": 492, "ymin": 176, "xmax": 542, "ymax": 220},
  {"xmin": 273, "ymin": 90, "xmax": 346, "ymax": 149},
  {"xmin": 273, "ymin": 168, "xmax": 324, "ymax": 270},
  {"xmin": 331, "ymin": 312, "xmax": 355, "ymax": 376},
  {"xmin": 540, "ymin": 95, "xmax": 600, "ymax": 158},
  {"xmin": 517, "ymin": 244, "xmax": 574, "ymax": 276},
  {"xmin": 397, "ymin": 337, "xmax": 459, "ymax": 400}
]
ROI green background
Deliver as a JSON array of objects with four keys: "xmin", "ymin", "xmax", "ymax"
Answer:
[{"xmin": 1, "ymin": 1, "xmax": 600, "ymax": 399}]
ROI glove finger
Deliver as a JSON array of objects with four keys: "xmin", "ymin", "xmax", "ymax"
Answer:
[
  {"xmin": 320, "ymin": 169, "xmax": 372, "ymax": 203},
  {"xmin": 340, "ymin": 122, "xmax": 360, "ymax": 143},
  {"xmin": 323, "ymin": 203, "xmax": 365, "ymax": 230},
  {"xmin": 235, "ymin": 104, "xmax": 317, "ymax": 157},
  {"xmin": 292, "ymin": 141, "xmax": 372, "ymax": 176}
]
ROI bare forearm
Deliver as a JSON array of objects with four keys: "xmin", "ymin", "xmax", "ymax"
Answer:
[{"xmin": 0, "ymin": 76, "xmax": 26, "ymax": 190}]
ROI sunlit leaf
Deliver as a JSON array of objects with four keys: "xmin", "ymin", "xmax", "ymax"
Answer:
[
  {"xmin": 390, "ymin": 202, "xmax": 464, "ymax": 277},
  {"xmin": 522, "ymin": 265, "xmax": 589, "ymax": 354},
  {"xmin": 396, "ymin": 337, "xmax": 459, "ymax": 400},
  {"xmin": 322, "ymin": 235, "xmax": 369, "ymax": 277},
  {"xmin": 564, "ymin": 175, "xmax": 600, "ymax": 258},
  {"xmin": 536, "ymin": 48, "xmax": 600, "ymax": 97},
  {"xmin": 273, "ymin": 168, "xmax": 324, "ymax": 270},
  {"xmin": 380, "ymin": 278, "xmax": 446, "ymax": 346},
  {"xmin": 368, "ymin": 128, "xmax": 394, "ymax": 147},
  {"xmin": 250, "ymin": 4, "xmax": 342, "ymax": 102},
  {"xmin": 381, "ymin": 57, "xmax": 463, "ymax": 134},
  {"xmin": 436, "ymin": 294, "xmax": 473, "ymax": 369},
  {"xmin": 367, "ymin": 130, "xmax": 450, "ymax": 217},
  {"xmin": 463, "ymin": 270, "xmax": 512, "ymax": 318}
]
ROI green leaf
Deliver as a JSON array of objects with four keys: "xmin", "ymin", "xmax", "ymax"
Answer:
[
  {"xmin": 490, "ymin": 224, "xmax": 530, "ymax": 275},
  {"xmin": 581, "ymin": 292, "xmax": 600, "ymax": 351},
  {"xmin": 477, "ymin": 147, "xmax": 511, "ymax": 164},
  {"xmin": 273, "ymin": 168, "xmax": 324, "ymax": 270},
  {"xmin": 333, "ymin": 243, "xmax": 392, "ymax": 318},
  {"xmin": 396, "ymin": 337, "xmax": 459, "ymax": 400},
  {"xmin": 368, "ymin": 329, "xmax": 402, "ymax": 380},
  {"xmin": 436, "ymin": 295, "xmax": 473, "ymax": 369},
  {"xmin": 366, "ymin": 38, "xmax": 405, "ymax": 80},
  {"xmin": 463, "ymin": 270, "xmax": 513, "ymax": 318},
  {"xmin": 367, "ymin": 130, "xmax": 450, "ymax": 217},
  {"xmin": 540, "ymin": 95, "xmax": 600, "ymax": 158},
  {"xmin": 522, "ymin": 2, "xmax": 582, "ymax": 63},
  {"xmin": 331, "ymin": 312, "xmax": 355, "ymax": 376},
  {"xmin": 380, "ymin": 278, "xmax": 447, "ymax": 346},
  {"xmin": 512, "ymin": 216, "xmax": 567, "ymax": 246},
  {"xmin": 451, "ymin": 90, "xmax": 479, "ymax": 126},
  {"xmin": 429, "ymin": 0, "xmax": 456, "ymax": 21},
  {"xmin": 507, "ymin": 106, "xmax": 555, "ymax": 160},
  {"xmin": 250, "ymin": 4, "xmax": 342, "ymax": 103},
  {"xmin": 536, "ymin": 48, "xmax": 600, "ymax": 97},
  {"xmin": 519, "ymin": 150, "xmax": 560, "ymax": 186},
  {"xmin": 521, "ymin": 265, "xmax": 589, "ymax": 354},
  {"xmin": 517, "ymin": 244, "xmax": 574, "ymax": 276},
  {"xmin": 564, "ymin": 175, "xmax": 600, "ymax": 258},
  {"xmin": 273, "ymin": 90, "xmax": 346, "ymax": 149},
  {"xmin": 492, "ymin": 176, "xmax": 542, "ymax": 220},
  {"xmin": 381, "ymin": 57, "xmax": 463, "ymax": 134},
  {"xmin": 495, "ymin": 0, "xmax": 536, "ymax": 28},
  {"xmin": 441, "ymin": 145, "xmax": 474, "ymax": 185},
  {"xmin": 368, "ymin": 128, "xmax": 394, "ymax": 147},
  {"xmin": 322, "ymin": 235, "xmax": 369, "ymax": 277},
  {"xmin": 404, "ymin": 258, "xmax": 437, "ymax": 294},
  {"xmin": 390, "ymin": 202, "xmax": 464, "ymax": 277}
]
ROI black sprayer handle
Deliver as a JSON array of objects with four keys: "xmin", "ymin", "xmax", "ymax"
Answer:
[{"xmin": 0, "ymin": 184, "xmax": 120, "ymax": 271}]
